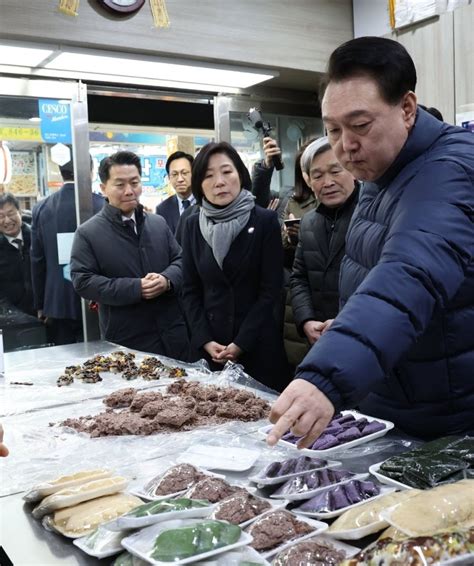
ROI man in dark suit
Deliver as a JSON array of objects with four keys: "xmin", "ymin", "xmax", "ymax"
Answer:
[
  {"xmin": 155, "ymin": 151, "xmax": 194, "ymax": 233},
  {"xmin": 31, "ymin": 155, "xmax": 104, "ymax": 345},
  {"xmin": 71, "ymin": 151, "xmax": 189, "ymax": 359},
  {"xmin": 0, "ymin": 193, "xmax": 34, "ymax": 314}
]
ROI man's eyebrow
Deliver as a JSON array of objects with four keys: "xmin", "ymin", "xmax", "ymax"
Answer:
[{"xmin": 323, "ymin": 109, "xmax": 371, "ymax": 122}]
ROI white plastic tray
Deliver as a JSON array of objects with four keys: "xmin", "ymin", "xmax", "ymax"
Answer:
[
  {"xmin": 258, "ymin": 411, "xmax": 394, "ymax": 456},
  {"xmin": 209, "ymin": 496, "xmax": 288, "ymax": 529},
  {"xmin": 270, "ymin": 472, "xmax": 369, "ymax": 501},
  {"xmin": 245, "ymin": 511, "xmax": 328, "ymax": 559},
  {"xmin": 130, "ymin": 469, "xmax": 225, "ymax": 501},
  {"xmin": 294, "ymin": 486, "xmax": 397, "ymax": 520},
  {"xmin": 121, "ymin": 518, "xmax": 252, "ymax": 566},
  {"xmin": 107, "ymin": 500, "xmax": 216, "ymax": 531},
  {"xmin": 249, "ymin": 459, "xmax": 342, "ymax": 486},
  {"xmin": 271, "ymin": 533, "xmax": 360, "ymax": 562},
  {"xmin": 193, "ymin": 545, "xmax": 271, "ymax": 565},
  {"xmin": 176, "ymin": 445, "xmax": 261, "ymax": 472},
  {"xmin": 73, "ymin": 526, "xmax": 127, "ymax": 559},
  {"xmin": 369, "ymin": 462, "xmax": 414, "ymax": 490}
]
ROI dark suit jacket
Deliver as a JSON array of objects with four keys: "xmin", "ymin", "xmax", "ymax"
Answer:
[
  {"xmin": 155, "ymin": 195, "xmax": 180, "ymax": 234},
  {"xmin": 31, "ymin": 183, "xmax": 104, "ymax": 320},
  {"xmin": 0, "ymin": 223, "xmax": 34, "ymax": 315},
  {"xmin": 181, "ymin": 206, "xmax": 289, "ymax": 391},
  {"xmin": 71, "ymin": 203, "xmax": 189, "ymax": 360}
]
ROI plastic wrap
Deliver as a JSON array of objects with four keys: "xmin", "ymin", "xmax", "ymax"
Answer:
[
  {"xmin": 340, "ymin": 528, "xmax": 474, "ymax": 566},
  {"xmin": 121, "ymin": 518, "xmax": 249, "ymax": 565},
  {"xmin": 270, "ymin": 470, "xmax": 367, "ymax": 501},
  {"xmin": 73, "ymin": 525, "xmax": 130, "ymax": 558},
  {"xmin": 292, "ymin": 479, "xmax": 380, "ymax": 513},
  {"xmin": 327, "ymin": 488, "xmax": 420, "ymax": 539},
  {"xmin": 272, "ymin": 534, "xmax": 359, "ymax": 565},
  {"xmin": 379, "ymin": 436, "xmax": 474, "ymax": 489},
  {"xmin": 1, "ymin": 347, "xmax": 279, "ymax": 496},
  {"xmin": 107, "ymin": 498, "xmax": 214, "ymax": 531},
  {"xmin": 380, "ymin": 479, "xmax": 474, "ymax": 536},
  {"xmin": 1, "ymin": 342, "xmax": 211, "ymax": 417},
  {"xmin": 244, "ymin": 509, "xmax": 327, "ymax": 558}
]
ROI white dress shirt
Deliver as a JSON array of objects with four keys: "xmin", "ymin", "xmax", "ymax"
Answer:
[{"xmin": 177, "ymin": 194, "xmax": 196, "ymax": 215}]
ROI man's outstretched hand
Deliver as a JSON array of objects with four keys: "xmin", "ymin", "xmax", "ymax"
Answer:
[{"xmin": 267, "ymin": 379, "xmax": 335, "ymax": 449}]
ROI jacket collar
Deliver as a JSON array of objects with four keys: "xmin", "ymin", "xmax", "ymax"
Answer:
[
  {"xmin": 373, "ymin": 107, "xmax": 444, "ymax": 189},
  {"xmin": 103, "ymin": 201, "xmax": 145, "ymax": 226}
]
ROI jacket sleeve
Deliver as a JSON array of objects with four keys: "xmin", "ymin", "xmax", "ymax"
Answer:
[
  {"xmin": 160, "ymin": 226, "xmax": 183, "ymax": 293},
  {"xmin": 181, "ymin": 225, "xmax": 214, "ymax": 349},
  {"xmin": 251, "ymin": 161, "xmax": 273, "ymax": 208},
  {"xmin": 234, "ymin": 212, "xmax": 284, "ymax": 351},
  {"xmin": 30, "ymin": 205, "xmax": 46, "ymax": 311},
  {"xmin": 290, "ymin": 218, "xmax": 317, "ymax": 330},
  {"xmin": 70, "ymin": 228, "xmax": 142, "ymax": 306},
  {"xmin": 296, "ymin": 161, "xmax": 474, "ymax": 410}
]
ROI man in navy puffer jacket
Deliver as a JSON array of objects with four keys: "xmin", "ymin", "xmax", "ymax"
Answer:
[{"xmin": 268, "ymin": 36, "xmax": 474, "ymax": 444}]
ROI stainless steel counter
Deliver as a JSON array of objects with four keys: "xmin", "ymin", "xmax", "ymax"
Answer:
[{"xmin": 0, "ymin": 342, "xmax": 417, "ymax": 565}]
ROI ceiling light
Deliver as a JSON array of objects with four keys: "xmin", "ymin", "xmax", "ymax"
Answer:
[
  {"xmin": 28, "ymin": 117, "xmax": 41, "ymax": 122},
  {"xmin": 0, "ymin": 44, "xmax": 54, "ymax": 67},
  {"xmin": 46, "ymin": 50, "xmax": 277, "ymax": 89}
]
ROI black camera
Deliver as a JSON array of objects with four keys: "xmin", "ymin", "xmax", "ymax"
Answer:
[{"xmin": 247, "ymin": 107, "xmax": 284, "ymax": 171}]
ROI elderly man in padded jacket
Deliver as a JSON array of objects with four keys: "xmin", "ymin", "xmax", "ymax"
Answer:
[
  {"xmin": 70, "ymin": 151, "xmax": 189, "ymax": 360},
  {"xmin": 290, "ymin": 137, "xmax": 358, "ymax": 346},
  {"xmin": 268, "ymin": 37, "xmax": 474, "ymax": 445}
]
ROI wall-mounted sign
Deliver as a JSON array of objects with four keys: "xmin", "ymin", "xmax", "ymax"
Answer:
[
  {"xmin": 38, "ymin": 99, "xmax": 72, "ymax": 144},
  {"xmin": 0, "ymin": 127, "xmax": 41, "ymax": 142},
  {"xmin": 97, "ymin": 0, "xmax": 145, "ymax": 14}
]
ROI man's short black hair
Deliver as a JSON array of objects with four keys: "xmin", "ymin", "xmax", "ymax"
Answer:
[
  {"xmin": 165, "ymin": 151, "xmax": 194, "ymax": 174},
  {"xmin": 0, "ymin": 192, "xmax": 20, "ymax": 210},
  {"xmin": 319, "ymin": 36, "xmax": 417, "ymax": 105},
  {"xmin": 58, "ymin": 150, "xmax": 94, "ymax": 182},
  {"xmin": 98, "ymin": 151, "xmax": 142, "ymax": 183},
  {"xmin": 191, "ymin": 142, "xmax": 251, "ymax": 205}
]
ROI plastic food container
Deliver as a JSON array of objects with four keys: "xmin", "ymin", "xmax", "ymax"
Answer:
[{"xmin": 259, "ymin": 411, "xmax": 394, "ymax": 456}]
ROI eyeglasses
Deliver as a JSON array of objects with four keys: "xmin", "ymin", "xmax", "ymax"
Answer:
[{"xmin": 169, "ymin": 170, "xmax": 191, "ymax": 180}]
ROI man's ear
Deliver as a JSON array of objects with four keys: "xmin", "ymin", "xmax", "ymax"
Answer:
[
  {"xmin": 302, "ymin": 171, "xmax": 311, "ymax": 189},
  {"xmin": 100, "ymin": 183, "xmax": 107, "ymax": 196},
  {"xmin": 402, "ymin": 91, "xmax": 417, "ymax": 129}
]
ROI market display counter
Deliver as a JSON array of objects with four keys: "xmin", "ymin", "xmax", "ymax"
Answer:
[{"xmin": 0, "ymin": 342, "xmax": 444, "ymax": 565}]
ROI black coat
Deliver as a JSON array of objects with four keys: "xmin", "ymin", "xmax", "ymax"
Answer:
[
  {"xmin": 0, "ymin": 223, "xmax": 34, "ymax": 315},
  {"xmin": 30, "ymin": 183, "xmax": 104, "ymax": 319},
  {"xmin": 181, "ymin": 206, "xmax": 289, "ymax": 391},
  {"xmin": 155, "ymin": 195, "xmax": 180, "ymax": 234},
  {"xmin": 70, "ymin": 203, "xmax": 189, "ymax": 360},
  {"xmin": 290, "ymin": 187, "xmax": 359, "ymax": 330}
]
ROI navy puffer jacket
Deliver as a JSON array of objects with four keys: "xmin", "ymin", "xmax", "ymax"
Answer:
[{"xmin": 296, "ymin": 109, "xmax": 474, "ymax": 439}]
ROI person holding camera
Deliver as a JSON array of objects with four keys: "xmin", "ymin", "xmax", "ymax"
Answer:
[
  {"xmin": 181, "ymin": 141, "xmax": 290, "ymax": 391},
  {"xmin": 252, "ymin": 137, "xmax": 319, "ymax": 369}
]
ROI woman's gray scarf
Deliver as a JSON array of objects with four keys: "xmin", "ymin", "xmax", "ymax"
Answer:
[{"xmin": 199, "ymin": 189, "xmax": 255, "ymax": 269}]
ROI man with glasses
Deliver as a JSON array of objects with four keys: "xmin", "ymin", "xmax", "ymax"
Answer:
[
  {"xmin": 0, "ymin": 193, "xmax": 34, "ymax": 315},
  {"xmin": 155, "ymin": 151, "xmax": 195, "ymax": 234}
]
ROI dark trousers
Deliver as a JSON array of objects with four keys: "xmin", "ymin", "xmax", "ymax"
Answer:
[{"xmin": 46, "ymin": 318, "xmax": 83, "ymax": 346}]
